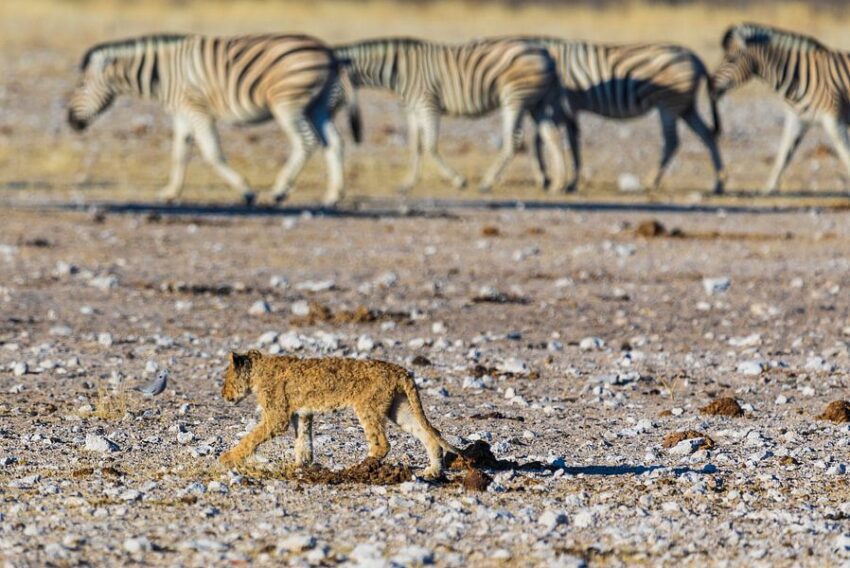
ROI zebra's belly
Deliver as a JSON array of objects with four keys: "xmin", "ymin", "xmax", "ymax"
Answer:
[{"xmin": 217, "ymin": 107, "xmax": 274, "ymax": 126}]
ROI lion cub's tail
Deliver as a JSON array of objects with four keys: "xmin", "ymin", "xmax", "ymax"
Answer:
[{"xmin": 399, "ymin": 372, "xmax": 464, "ymax": 457}]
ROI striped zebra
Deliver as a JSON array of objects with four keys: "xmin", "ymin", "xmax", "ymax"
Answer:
[
  {"xmin": 68, "ymin": 34, "xmax": 361, "ymax": 206},
  {"xmin": 712, "ymin": 23, "xmax": 850, "ymax": 193},
  {"xmin": 333, "ymin": 37, "xmax": 568, "ymax": 193},
  {"xmin": 521, "ymin": 38, "xmax": 725, "ymax": 194}
]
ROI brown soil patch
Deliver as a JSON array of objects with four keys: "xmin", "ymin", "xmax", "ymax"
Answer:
[
  {"xmin": 411, "ymin": 355, "xmax": 431, "ymax": 367},
  {"xmin": 481, "ymin": 225, "xmax": 501, "ymax": 237},
  {"xmin": 700, "ymin": 397, "xmax": 744, "ymax": 417},
  {"xmin": 469, "ymin": 411, "xmax": 525, "ymax": 422},
  {"xmin": 470, "ymin": 292, "xmax": 531, "ymax": 305},
  {"xmin": 779, "ymin": 456, "xmax": 800, "ymax": 466},
  {"xmin": 462, "ymin": 468, "xmax": 493, "ymax": 492},
  {"xmin": 661, "ymin": 431, "xmax": 715, "ymax": 449},
  {"xmin": 291, "ymin": 303, "xmax": 410, "ymax": 327},
  {"xmin": 817, "ymin": 400, "xmax": 850, "ymax": 423},
  {"xmin": 635, "ymin": 220, "xmax": 673, "ymax": 238},
  {"xmin": 446, "ymin": 441, "xmax": 546, "ymax": 472},
  {"xmin": 238, "ymin": 458, "xmax": 414, "ymax": 486}
]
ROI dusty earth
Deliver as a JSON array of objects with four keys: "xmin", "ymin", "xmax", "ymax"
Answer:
[
  {"xmin": 3, "ymin": 1, "xmax": 850, "ymax": 566},
  {"xmin": 1, "ymin": 202, "xmax": 850, "ymax": 566}
]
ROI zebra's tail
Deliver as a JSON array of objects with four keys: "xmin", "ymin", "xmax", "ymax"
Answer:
[
  {"xmin": 705, "ymin": 72, "xmax": 722, "ymax": 138},
  {"xmin": 338, "ymin": 65, "xmax": 362, "ymax": 144}
]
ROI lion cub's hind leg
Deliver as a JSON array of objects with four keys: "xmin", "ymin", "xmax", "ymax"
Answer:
[
  {"xmin": 355, "ymin": 406, "xmax": 391, "ymax": 462},
  {"xmin": 388, "ymin": 393, "xmax": 444, "ymax": 478}
]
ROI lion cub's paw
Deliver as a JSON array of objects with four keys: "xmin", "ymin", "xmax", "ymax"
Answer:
[{"xmin": 219, "ymin": 450, "xmax": 241, "ymax": 467}]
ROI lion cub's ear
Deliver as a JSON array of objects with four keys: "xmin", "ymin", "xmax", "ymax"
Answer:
[
  {"xmin": 246, "ymin": 349, "xmax": 263, "ymax": 360},
  {"xmin": 230, "ymin": 351, "xmax": 251, "ymax": 374}
]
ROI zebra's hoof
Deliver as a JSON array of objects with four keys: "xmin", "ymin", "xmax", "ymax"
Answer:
[
  {"xmin": 243, "ymin": 192, "xmax": 256, "ymax": 207},
  {"xmin": 713, "ymin": 182, "xmax": 725, "ymax": 195},
  {"xmin": 453, "ymin": 178, "xmax": 468, "ymax": 190},
  {"xmin": 565, "ymin": 182, "xmax": 578, "ymax": 194},
  {"xmin": 272, "ymin": 192, "xmax": 289, "ymax": 205}
]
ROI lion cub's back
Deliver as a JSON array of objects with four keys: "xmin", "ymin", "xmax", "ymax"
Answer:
[{"xmin": 275, "ymin": 357, "xmax": 410, "ymax": 399}]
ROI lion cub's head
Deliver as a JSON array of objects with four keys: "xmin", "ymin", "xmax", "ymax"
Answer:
[{"xmin": 222, "ymin": 350, "xmax": 261, "ymax": 403}]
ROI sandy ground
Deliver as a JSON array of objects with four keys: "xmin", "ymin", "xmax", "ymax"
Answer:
[{"xmin": 2, "ymin": 1, "xmax": 850, "ymax": 566}]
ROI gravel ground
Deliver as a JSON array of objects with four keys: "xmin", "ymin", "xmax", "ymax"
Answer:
[
  {"xmin": 3, "ymin": 2, "xmax": 850, "ymax": 566},
  {"xmin": 1, "ymin": 204, "xmax": 849, "ymax": 566}
]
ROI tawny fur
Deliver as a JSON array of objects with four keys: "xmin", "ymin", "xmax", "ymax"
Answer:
[{"xmin": 220, "ymin": 350, "xmax": 462, "ymax": 477}]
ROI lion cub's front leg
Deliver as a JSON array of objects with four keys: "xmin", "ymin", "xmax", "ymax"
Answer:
[
  {"xmin": 292, "ymin": 413, "xmax": 314, "ymax": 466},
  {"xmin": 221, "ymin": 412, "xmax": 286, "ymax": 467}
]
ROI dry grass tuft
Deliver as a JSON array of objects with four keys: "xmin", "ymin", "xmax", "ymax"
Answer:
[{"xmin": 93, "ymin": 387, "xmax": 128, "ymax": 421}]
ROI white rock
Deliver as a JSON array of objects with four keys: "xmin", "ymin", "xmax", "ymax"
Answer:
[
  {"xmin": 257, "ymin": 331, "xmax": 279, "ymax": 346},
  {"xmin": 85, "ymin": 434, "xmax": 119, "ymax": 453},
  {"xmin": 291, "ymin": 300, "xmax": 310, "ymax": 316},
  {"xmin": 119, "ymin": 489, "xmax": 142, "ymax": 502},
  {"xmin": 12, "ymin": 362, "xmax": 27, "ymax": 376},
  {"xmin": 97, "ymin": 333, "xmax": 113, "ymax": 347},
  {"xmin": 279, "ymin": 332, "xmax": 304, "ymax": 351},
  {"xmin": 249, "ymin": 300, "xmax": 271, "ymax": 316},
  {"xmin": 431, "ymin": 321, "xmax": 447, "ymax": 335},
  {"xmin": 579, "ymin": 337, "xmax": 605, "ymax": 351},
  {"xmin": 295, "ymin": 279, "xmax": 335, "ymax": 292},
  {"xmin": 350, "ymin": 542, "xmax": 384, "ymax": 563},
  {"xmin": 356, "ymin": 335, "xmax": 375, "ymax": 352},
  {"xmin": 269, "ymin": 275, "xmax": 289, "ymax": 289},
  {"xmin": 573, "ymin": 509, "xmax": 597, "ymax": 528},
  {"xmin": 89, "ymin": 275, "xmax": 118, "ymax": 291},
  {"xmin": 835, "ymin": 533, "xmax": 850, "ymax": 557},
  {"xmin": 375, "ymin": 272, "xmax": 398, "ymax": 287},
  {"xmin": 737, "ymin": 360, "xmax": 766, "ymax": 376},
  {"xmin": 392, "ymin": 545, "xmax": 434, "ymax": 565},
  {"xmin": 703, "ymin": 277, "xmax": 731, "ymax": 295},
  {"xmin": 177, "ymin": 431, "xmax": 194, "ymax": 445},
  {"xmin": 496, "ymin": 358, "xmax": 529, "ymax": 374},
  {"xmin": 827, "ymin": 463, "xmax": 847, "ymax": 475},
  {"xmin": 728, "ymin": 334, "xmax": 761, "ymax": 347},
  {"xmin": 277, "ymin": 534, "xmax": 316, "ymax": 553},
  {"xmin": 539, "ymin": 510, "xmax": 568, "ymax": 532},
  {"xmin": 669, "ymin": 438, "xmax": 706, "ymax": 456},
  {"xmin": 617, "ymin": 173, "xmax": 642, "ymax": 192},
  {"xmin": 49, "ymin": 325, "xmax": 72, "ymax": 336}
]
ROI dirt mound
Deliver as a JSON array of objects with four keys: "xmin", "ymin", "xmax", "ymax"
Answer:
[
  {"xmin": 291, "ymin": 303, "xmax": 409, "ymax": 327},
  {"xmin": 481, "ymin": 225, "xmax": 501, "ymax": 237},
  {"xmin": 634, "ymin": 219, "xmax": 683, "ymax": 238},
  {"xmin": 446, "ymin": 440, "xmax": 546, "ymax": 472},
  {"xmin": 700, "ymin": 397, "xmax": 744, "ymax": 417},
  {"xmin": 470, "ymin": 411, "xmax": 525, "ymax": 422},
  {"xmin": 239, "ymin": 459, "xmax": 414, "ymax": 486},
  {"xmin": 661, "ymin": 431, "xmax": 715, "ymax": 449},
  {"xmin": 817, "ymin": 400, "xmax": 850, "ymax": 423},
  {"xmin": 462, "ymin": 469, "xmax": 493, "ymax": 492},
  {"xmin": 411, "ymin": 355, "xmax": 432, "ymax": 367}
]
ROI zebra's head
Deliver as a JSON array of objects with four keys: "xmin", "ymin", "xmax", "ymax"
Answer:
[
  {"xmin": 68, "ymin": 49, "xmax": 124, "ymax": 131},
  {"xmin": 711, "ymin": 25, "xmax": 761, "ymax": 98}
]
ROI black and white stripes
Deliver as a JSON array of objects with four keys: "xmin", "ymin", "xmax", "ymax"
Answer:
[
  {"xmin": 334, "ymin": 37, "xmax": 568, "ymax": 193},
  {"xmin": 521, "ymin": 38, "xmax": 725, "ymax": 193},
  {"xmin": 69, "ymin": 34, "xmax": 359, "ymax": 205},
  {"xmin": 712, "ymin": 23, "xmax": 850, "ymax": 192}
]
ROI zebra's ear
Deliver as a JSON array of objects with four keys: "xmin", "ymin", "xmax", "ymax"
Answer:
[{"xmin": 722, "ymin": 27, "xmax": 746, "ymax": 52}]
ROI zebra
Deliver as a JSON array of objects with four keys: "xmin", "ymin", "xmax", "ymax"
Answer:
[
  {"xmin": 712, "ymin": 23, "xmax": 850, "ymax": 193},
  {"xmin": 520, "ymin": 38, "xmax": 725, "ymax": 194},
  {"xmin": 333, "ymin": 37, "xmax": 568, "ymax": 193},
  {"xmin": 68, "ymin": 33, "xmax": 361, "ymax": 206}
]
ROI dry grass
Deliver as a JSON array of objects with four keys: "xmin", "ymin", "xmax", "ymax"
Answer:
[{"xmin": 92, "ymin": 386, "xmax": 129, "ymax": 421}]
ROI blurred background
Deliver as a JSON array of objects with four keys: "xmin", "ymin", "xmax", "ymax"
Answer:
[{"xmin": 2, "ymin": 0, "xmax": 849, "ymax": 204}]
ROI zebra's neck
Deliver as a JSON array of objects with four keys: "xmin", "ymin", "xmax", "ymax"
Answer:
[
  {"xmin": 93, "ymin": 36, "xmax": 187, "ymax": 101},
  {"xmin": 751, "ymin": 33, "xmax": 824, "ymax": 96}
]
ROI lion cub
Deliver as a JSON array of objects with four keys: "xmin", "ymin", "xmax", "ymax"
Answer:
[{"xmin": 220, "ymin": 350, "xmax": 462, "ymax": 478}]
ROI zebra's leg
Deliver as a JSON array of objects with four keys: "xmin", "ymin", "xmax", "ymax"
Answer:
[
  {"xmin": 192, "ymin": 114, "xmax": 255, "ymax": 206},
  {"xmin": 315, "ymin": 111, "xmax": 345, "ymax": 207},
  {"xmin": 271, "ymin": 109, "xmax": 318, "ymax": 204},
  {"xmin": 682, "ymin": 108, "xmax": 727, "ymax": 195},
  {"xmin": 765, "ymin": 111, "xmax": 808, "ymax": 194},
  {"xmin": 564, "ymin": 117, "xmax": 582, "ymax": 193},
  {"xmin": 530, "ymin": 106, "xmax": 567, "ymax": 193},
  {"xmin": 479, "ymin": 105, "xmax": 524, "ymax": 193},
  {"xmin": 420, "ymin": 110, "xmax": 467, "ymax": 190},
  {"xmin": 820, "ymin": 115, "xmax": 850, "ymax": 188},
  {"xmin": 646, "ymin": 110, "xmax": 680, "ymax": 191},
  {"xmin": 398, "ymin": 111, "xmax": 422, "ymax": 194},
  {"xmin": 531, "ymin": 128, "xmax": 549, "ymax": 190},
  {"xmin": 159, "ymin": 114, "xmax": 193, "ymax": 203}
]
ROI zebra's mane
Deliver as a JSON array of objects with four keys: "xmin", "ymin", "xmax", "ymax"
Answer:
[
  {"xmin": 727, "ymin": 23, "xmax": 826, "ymax": 53},
  {"xmin": 342, "ymin": 37, "xmax": 428, "ymax": 50},
  {"xmin": 80, "ymin": 34, "xmax": 188, "ymax": 70}
]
